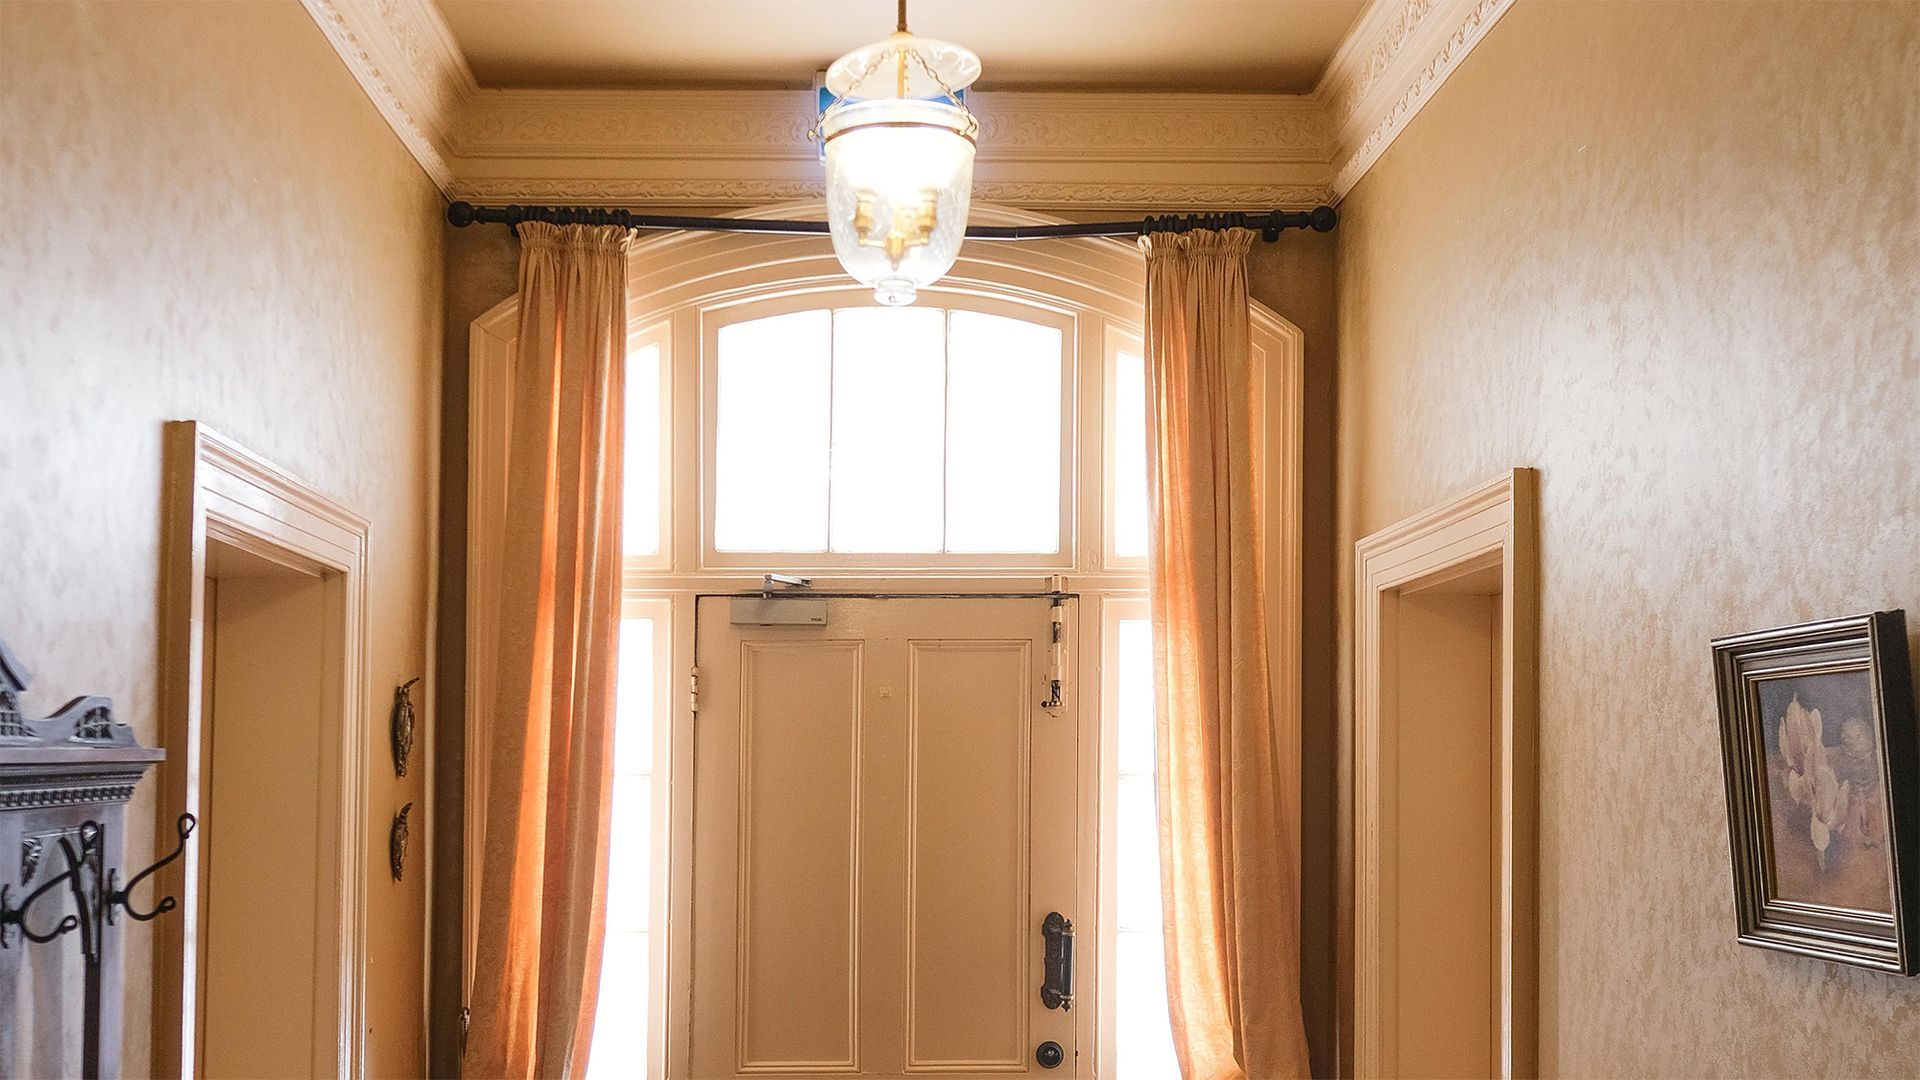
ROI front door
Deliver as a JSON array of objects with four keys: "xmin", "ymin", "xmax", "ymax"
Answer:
[{"xmin": 687, "ymin": 595, "xmax": 1079, "ymax": 1078}]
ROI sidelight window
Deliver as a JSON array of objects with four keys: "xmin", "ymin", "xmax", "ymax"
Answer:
[{"xmin": 1109, "ymin": 609, "xmax": 1180, "ymax": 1077}]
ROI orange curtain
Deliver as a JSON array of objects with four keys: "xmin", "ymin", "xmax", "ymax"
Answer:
[
  {"xmin": 466, "ymin": 222, "xmax": 632, "ymax": 1079},
  {"xmin": 1143, "ymin": 229, "xmax": 1310, "ymax": 1079}
]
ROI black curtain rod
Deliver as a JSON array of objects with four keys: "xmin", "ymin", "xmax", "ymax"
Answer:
[{"xmin": 445, "ymin": 201, "xmax": 1336, "ymax": 242}]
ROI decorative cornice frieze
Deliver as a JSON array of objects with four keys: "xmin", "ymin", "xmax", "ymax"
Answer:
[
  {"xmin": 0, "ymin": 783, "xmax": 141, "ymax": 811},
  {"xmin": 306, "ymin": 0, "xmax": 1510, "ymax": 210},
  {"xmin": 448, "ymin": 177, "xmax": 825, "ymax": 206},
  {"xmin": 298, "ymin": 0, "xmax": 475, "ymax": 190},
  {"xmin": 1316, "ymin": 0, "xmax": 1516, "ymax": 198},
  {"xmin": 454, "ymin": 89, "xmax": 1326, "ymax": 166},
  {"xmin": 974, "ymin": 180, "xmax": 1333, "ymax": 212},
  {"xmin": 458, "ymin": 89, "xmax": 819, "ymax": 162},
  {"xmin": 1318, "ymin": 0, "xmax": 1438, "ymax": 127},
  {"xmin": 971, "ymin": 92, "xmax": 1327, "ymax": 165},
  {"xmin": 448, "ymin": 177, "xmax": 1333, "ymax": 212}
]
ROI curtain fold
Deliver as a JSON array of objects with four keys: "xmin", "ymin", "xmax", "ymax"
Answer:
[
  {"xmin": 1144, "ymin": 228, "xmax": 1310, "ymax": 1080},
  {"xmin": 466, "ymin": 221, "xmax": 632, "ymax": 1080}
]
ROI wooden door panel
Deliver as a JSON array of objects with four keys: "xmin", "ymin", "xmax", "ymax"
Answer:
[
  {"xmin": 737, "ymin": 641, "xmax": 864, "ymax": 1071},
  {"xmin": 905, "ymin": 640, "xmax": 1032, "ymax": 1070}
]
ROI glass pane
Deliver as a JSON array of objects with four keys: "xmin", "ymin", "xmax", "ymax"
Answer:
[
  {"xmin": 1117, "ymin": 774, "xmax": 1163, "ymax": 933},
  {"xmin": 622, "ymin": 343, "xmax": 662, "ymax": 556},
  {"xmin": 714, "ymin": 311, "xmax": 832, "ymax": 551},
  {"xmin": 587, "ymin": 930, "xmax": 650, "ymax": 1076},
  {"xmin": 614, "ymin": 618, "xmax": 655, "ymax": 776},
  {"xmin": 1113, "ymin": 349, "xmax": 1148, "ymax": 559},
  {"xmin": 605, "ymin": 778, "xmax": 652, "ymax": 934},
  {"xmin": 1117, "ymin": 618, "xmax": 1154, "ymax": 776},
  {"xmin": 944, "ymin": 311, "xmax": 1063, "ymax": 553},
  {"xmin": 828, "ymin": 308, "xmax": 946, "ymax": 553},
  {"xmin": 1115, "ymin": 930, "xmax": 1179, "ymax": 1080}
]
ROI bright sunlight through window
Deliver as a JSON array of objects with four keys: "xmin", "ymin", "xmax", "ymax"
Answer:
[
  {"xmin": 623, "ymin": 342, "xmax": 662, "ymax": 556},
  {"xmin": 1115, "ymin": 617, "xmax": 1179, "ymax": 1077},
  {"xmin": 712, "ymin": 307, "xmax": 1063, "ymax": 555},
  {"xmin": 1112, "ymin": 348, "xmax": 1148, "ymax": 560},
  {"xmin": 588, "ymin": 616, "xmax": 656, "ymax": 1076}
]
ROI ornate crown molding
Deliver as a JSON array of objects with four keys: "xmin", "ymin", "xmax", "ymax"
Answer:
[
  {"xmin": 1315, "ymin": 0, "xmax": 1516, "ymax": 198},
  {"xmin": 456, "ymin": 88, "xmax": 1325, "ymax": 164},
  {"xmin": 306, "ymin": 0, "xmax": 1508, "ymax": 211},
  {"xmin": 447, "ymin": 176, "xmax": 1335, "ymax": 213},
  {"xmin": 298, "ymin": 0, "xmax": 476, "ymax": 191},
  {"xmin": 449, "ymin": 177, "xmax": 825, "ymax": 207},
  {"xmin": 448, "ymin": 87, "xmax": 1333, "ymax": 209}
]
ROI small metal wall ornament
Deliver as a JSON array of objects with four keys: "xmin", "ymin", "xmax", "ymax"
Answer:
[
  {"xmin": 389, "ymin": 803, "xmax": 412, "ymax": 882},
  {"xmin": 20, "ymin": 837, "xmax": 42, "ymax": 885},
  {"xmin": 389, "ymin": 677, "xmax": 420, "ymax": 778}
]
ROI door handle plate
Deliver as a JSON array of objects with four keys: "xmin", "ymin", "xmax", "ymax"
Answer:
[{"xmin": 1040, "ymin": 910, "xmax": 1074, "ymax": 1011}]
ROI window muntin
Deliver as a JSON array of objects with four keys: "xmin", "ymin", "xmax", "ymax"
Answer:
[{"xmin": 703, "ymin": 296, "xmax": 1072, "ymax": 565}]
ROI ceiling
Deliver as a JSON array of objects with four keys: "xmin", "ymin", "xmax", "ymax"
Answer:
[{"xmin": 434, "ymin": 1, "xmax": 1370, "ymax": 93}]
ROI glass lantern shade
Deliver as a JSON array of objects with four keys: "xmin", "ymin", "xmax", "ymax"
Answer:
[{"xmin": 822, "ymin": 97, "xmax": 976, "ymax": 307}]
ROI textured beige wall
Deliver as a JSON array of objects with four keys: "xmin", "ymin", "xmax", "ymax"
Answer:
[
  {"xmin": 0, "ymin": 1, "xmax": 443, "ymax": 1075},
  {"xmin": 1335, "ymin": 1, "xmax": 1919, "ymax": 1074}
]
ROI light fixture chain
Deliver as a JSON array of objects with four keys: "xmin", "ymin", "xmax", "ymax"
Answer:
[
  {"xmin": 808, "ymin": 50, "xmax": 890, "ymax": 141},
  {"xmin": 906, "ymin": 46, "xmax": 974, "ymax": 121}
]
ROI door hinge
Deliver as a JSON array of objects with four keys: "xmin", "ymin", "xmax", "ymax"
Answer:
[{"xmin": 689, "ymin": 666, "xmax": 700, "ymax": 715}]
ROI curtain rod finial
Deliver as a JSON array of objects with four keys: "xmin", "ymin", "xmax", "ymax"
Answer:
[
  {"xmin": 446, "ymin": 200, "xmax": 477, "ymax": 228},
  {"xmin": 1309, "ymin": 205, "xmax": 1338, "ymax": 232}
]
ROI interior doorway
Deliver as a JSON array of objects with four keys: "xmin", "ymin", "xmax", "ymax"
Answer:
[
  {"xmin": 1351, "ymin": 469, "xmax": 1538, "ymax": 1079},
  {"xmin": 1386, "ymin": 563, "xmax": 1502, "ymax": 1076},
  {"xmin": 157, "ymin": 421, "xmax": 373, "ymax": 1079},
  {"xmin": 193, "ymin": 541, "xmax": 340, "ymax": 1078},
  {"xmin": 685, "ymin": 594, "xmax": 1079, "ymax": 1078}
]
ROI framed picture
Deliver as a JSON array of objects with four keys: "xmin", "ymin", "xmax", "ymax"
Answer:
[{"xmin": 1712, "ymin": 611, "xmax": 1918, "ymax": 973}]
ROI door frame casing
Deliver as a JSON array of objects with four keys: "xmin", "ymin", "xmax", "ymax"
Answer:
[
  {"xmin": 1348, "ymin": 468, "xmax": 1538, "ymax": 1079},
  {"xmin": 156, "ymin": 420, "xmax": 372, "ymax": 1079}
]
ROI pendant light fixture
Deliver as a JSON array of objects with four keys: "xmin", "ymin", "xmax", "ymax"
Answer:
[{"xmin": 813, "ymin": 0, "xmax": 980, "ymax": 306}]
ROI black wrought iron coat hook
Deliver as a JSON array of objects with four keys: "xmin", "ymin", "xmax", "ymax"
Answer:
[{"xmin": 0, "ymin": 812, "xmax": 196, "ymax": 953}]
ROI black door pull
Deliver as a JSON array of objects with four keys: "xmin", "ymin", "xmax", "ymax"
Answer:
[
  {"xmin": 1035, "ymin": 1040, "xmax": 1065, "ymax": 1068},
  {"xmin": 1040, "ymin": 910, "xmax": 1074, "ymax": 1010}
]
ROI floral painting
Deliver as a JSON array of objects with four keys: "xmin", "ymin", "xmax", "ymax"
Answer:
[
  {"xmin": 1714, "ymin": 611, "xmax": 1917, "ymax": 973},
  {"xmin": 1756, "ymin": 671, "xmax": 1895, "ymax": 914}
]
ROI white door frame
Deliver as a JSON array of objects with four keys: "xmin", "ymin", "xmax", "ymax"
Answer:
[
  {"xmin": 1349, "ymin": 468, "xmax": 1538, "ymax": 1079},
  {"xmin": 157, "ymin": 420, "xmax": 372, "ymax": 1079}
]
